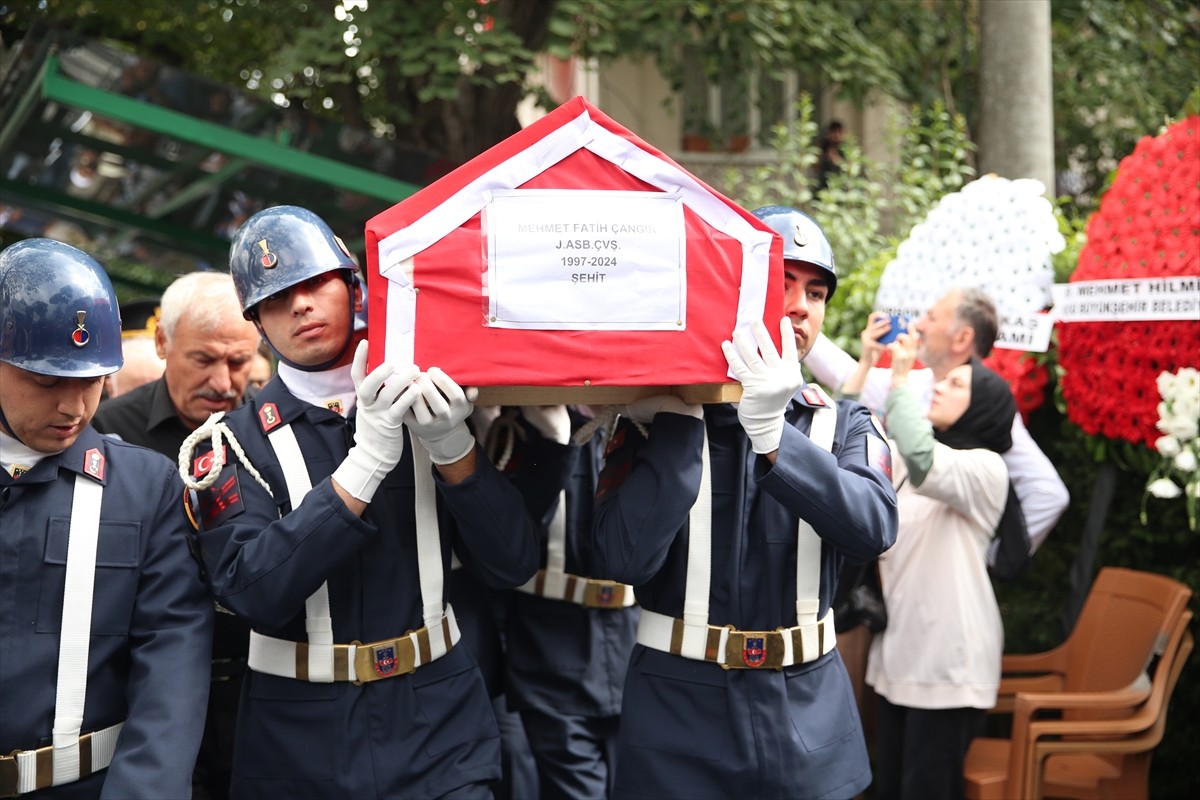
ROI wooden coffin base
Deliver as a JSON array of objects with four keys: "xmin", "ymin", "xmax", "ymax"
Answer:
[{"xmin": 473, "ymin": 382, "xmax": 743, "ymax": 406}]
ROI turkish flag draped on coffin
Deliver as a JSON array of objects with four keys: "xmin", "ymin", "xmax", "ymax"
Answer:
[{"xmin": 365, "ymin": 96, "xmax": 784, "ymax": 402}]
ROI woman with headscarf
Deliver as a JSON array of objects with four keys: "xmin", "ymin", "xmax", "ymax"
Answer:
[{"xmin": 861, "ymin": 330, "xmax": 1021, "ymax": 800}]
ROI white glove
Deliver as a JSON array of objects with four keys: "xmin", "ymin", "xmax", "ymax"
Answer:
[
  {"xmin": 332, "ymin": 341, "xmax": 421, "ymax": 502},
  {"xmin": 520, "ymin": 405, "xmax": 571, "ymax": 444},
  {"xmin": 618, "ymin": 395, "xmax": 703, "ymax": 424},
  {"xmin": 722, "ymin": 317, "xmax": 804, "ymax": 454},
  {"xmin": 404, "ymin": 367, "xmax": 479, "ymax": 464}
]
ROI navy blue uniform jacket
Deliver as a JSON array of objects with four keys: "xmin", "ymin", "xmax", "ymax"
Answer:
[
  {"xmin": 192, "ymin": 379, "xmax": 551, "ymax": 798},
  {"xmin": 0, "ymin": 428, "xmax": 213, "ymax": 799},
  {"xmin": 505, "ymin": 411, "xmax": 637, "ymax": 719},
  {"xmin": 592, "ymin": 397, "xmax": 897, "ymax": 800}
]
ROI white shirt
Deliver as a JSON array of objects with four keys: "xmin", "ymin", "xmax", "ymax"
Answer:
[
  {"xmin": 0, "ymin": 429, "xmax": 51, "ymax": 477},
  {"xmin": 866, "ymin": 443, "xmax": 1006, "ymax": 709},
  {"xmin": 805, "ymin": 332, "xmax": 1069, "ymax": 556},
  {"xmin": 277, "ymin": 362, "xmax": 356, "ymax": 417}
]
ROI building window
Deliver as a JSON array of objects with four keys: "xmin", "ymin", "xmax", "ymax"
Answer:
[{"xmin": 681, "ymin": 47, "xmax": 823, "ymax": 153}]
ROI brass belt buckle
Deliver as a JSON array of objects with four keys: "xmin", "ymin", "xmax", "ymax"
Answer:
[
  {"xmin": 582, "ymin": 580, "xmax": 625, "ymax": 608},
  {"xmin": 353, "ymin": 634, "xmax": 419, "ymax": 685},
  {"xmin": 352, "ymin": 638, "xmax": 403, "ymax": 685},
  {"xmin": 723, "ymin": 629, "xmax": 786, "ymax": 670}
]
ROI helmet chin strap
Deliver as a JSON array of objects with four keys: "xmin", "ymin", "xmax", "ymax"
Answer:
[{"xmin": 0, "ymin": 401, "xmax": 28, "ymax": 447}]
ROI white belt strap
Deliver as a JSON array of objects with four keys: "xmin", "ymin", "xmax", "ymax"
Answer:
[
  {"xmin": 248, "ymin": 606, "xmax": 461, "ymax": 682},
  {"xmin": 49, "ymin": 475, "xmax": 104, "ymax": 786},
  {"xmin": 4, "ymin": 474, "xmax": 126, "ymax": 795},
  {"xmin": 673, "ymin": 392, "xmax": 837, "ymax": 660},
  {"xmin": 796, "ymin": 387, "xmax": 837, "ymax": 647},
  {"xmin": 515, "ymin": 490, "xmax": 635, "ymax": 608},
  {"xmin": 515, "ymin": 572, "xmax": 637, "ymax": 607},
  {"xmin": 250, "ymin": 421, "xmax": 450, "ymax": 682},
  {"xmin": 267, "ymin": 424, "xmax": 333, "ymax": 683},
  {"xmin": 547, "ymin": 490, "xmax": 568, "ymax": 579},
  {"xmin": 636, "ymin": 608, "xmax": 837, "ymax": 669},
  {"xmin": 676, "ymin": 429, "xmax": 714, "ymax": 660},
  {"xmin": 409, "ymin": 434, "xmax": 447, "ymax": 640},
  {"xmin": 522, "ymin": 490, "xmax": 569, "ymax": 600},
  {"xmin": 8, "ymin": 721, "xmax": 124, "ymax": 795}
]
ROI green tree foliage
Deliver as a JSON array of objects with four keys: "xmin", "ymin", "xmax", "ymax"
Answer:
[
  {"xmin": 1050, "ymin": 0, "xmax": 1200, "ymax": 211},
  {"xmin": 843, "ymin": 0, "xmax": 1199, "ymax": 214},
  {"xmin": 546, "ymin": 0, "xmax": 901, "ymax": 100},
  {"xmin": 6, "ymin": 0, "xmax": 1194, "ymax": 210},
  {"xmin": 840, "ymin": 0, "xmax": 979, "ymax": 122},
  {"xmin": 1, "ymin": 0, "xmax": 904, "ymax": 162},
  {"xmin": 722, "ymin": 96, "xmax": 975, "ymax": 352}
]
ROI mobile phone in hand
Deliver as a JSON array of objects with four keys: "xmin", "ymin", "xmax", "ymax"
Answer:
[{"xmin": 877, "ymin": 314, "xmax": 908, "ymax": 344}]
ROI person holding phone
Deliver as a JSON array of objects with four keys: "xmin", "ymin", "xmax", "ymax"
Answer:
[
  {"xmin": 808, "ymin": 290, "xmax": 1067, "ymax": 561},
  {"xmin": 862, "ymin": 330, "xmax": 1016, "ymax": 799},
  {"xmin": 875, "ymin": 313, "xmax": 909, "ymax": 345}
]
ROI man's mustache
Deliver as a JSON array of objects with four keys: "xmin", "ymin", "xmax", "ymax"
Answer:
[{"xmin": 194, "ymin": 389, "xmax": 238, "ymax": 402}]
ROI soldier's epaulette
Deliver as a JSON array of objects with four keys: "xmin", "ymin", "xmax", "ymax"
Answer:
[{"xmin": 795, "ymin": 386, "xmax": 829, "ymax": 409}]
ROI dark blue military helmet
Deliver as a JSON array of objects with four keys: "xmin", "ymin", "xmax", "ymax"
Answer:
[
  {"xmin": 752, "ymin": 206, "xmax": 837, "ymax": 299},
  {"xmin": 229, "ymin": 205, "xmax": 358, "ymax": 316},
  {"xmin": 0, "ymin": 238, "xmax": 123, "ymax": 377}
]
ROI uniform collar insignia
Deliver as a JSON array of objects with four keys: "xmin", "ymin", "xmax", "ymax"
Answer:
[
  {"xmin": 799, "ymin": 386, "xmax": 827, "ymax": 407},
  {"xmin": 258, "ymin": 402, "xmax": 283, "ymax": 432},
  {"xmin": 82, "ymin": 447, "xmax": 106, "ymax": 481}
]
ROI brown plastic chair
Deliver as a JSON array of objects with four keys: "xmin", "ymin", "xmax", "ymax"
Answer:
[{"xmin": 964, "ymin": 567, "xmax": 1193, "ymax": 800}]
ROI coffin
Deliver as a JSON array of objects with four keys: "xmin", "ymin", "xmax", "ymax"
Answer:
[{"xmin": 365, "ymin": 96, "xmax": 783, "ymax": 404}]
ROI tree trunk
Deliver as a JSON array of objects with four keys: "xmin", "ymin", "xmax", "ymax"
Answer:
[
  {"xmin": 977, "ymin": 0, "xmax": 1055, "ymax": 194},
  {"xmin": 408, "ymin": 0, "xmax": 557, "ymax": 164}
]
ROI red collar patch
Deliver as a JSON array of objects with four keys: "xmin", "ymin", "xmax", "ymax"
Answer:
[
  {"xmin": 82, "ymin": 447, "xmax": 105, "ymax": 480},
  {"xmin": 800, "ymin": 387, "xmax": 827, "ymax": 407},
  {"xmin": 258, "ymin": 402, "xmax": 282, "ymax": 432}
]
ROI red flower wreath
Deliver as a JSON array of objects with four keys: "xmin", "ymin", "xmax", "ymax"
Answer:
[
  {"xmin": 983, "ymin": 349, "xmax": 1049, "ymax": 422},
  {"xmin": 1058, "ymin": 116, "xmax": 1200, "ymax": 447}
]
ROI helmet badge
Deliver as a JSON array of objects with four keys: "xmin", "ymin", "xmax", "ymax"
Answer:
[
  {"xmin": 72, "ymin": 311, "xmax": 90, "ymax": 347},
  {"xmin": 257, "ymin": 239, "xmax": 278, "ymax": 269},
  {"xmin": 794, "ymin": 226, "xmax": 808, "ymax": 247}
]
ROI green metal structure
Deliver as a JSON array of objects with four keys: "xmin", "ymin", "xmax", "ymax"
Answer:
[{"xmin": 0, "ymin": 29, "xmax": 447, "ymax": 295}]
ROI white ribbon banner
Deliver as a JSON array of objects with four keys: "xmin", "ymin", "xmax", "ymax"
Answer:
[
  {"xmin": 485, "ymin": 189, "xmax": 686, "ymax": 331},
  {"xmin": 1050, "ymin": 277, "xmax": 1200, "ymax": 323},
  {"xmin": 997, "ymin": 312, "xmax": 1055, "ymax": 353}
]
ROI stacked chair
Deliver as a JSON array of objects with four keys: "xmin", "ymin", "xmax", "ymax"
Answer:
[{"xmin": 964, "ymin": 567, "xmax": 1193, "ymax": 800}]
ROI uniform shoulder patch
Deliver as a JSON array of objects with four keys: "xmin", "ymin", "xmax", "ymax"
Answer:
[
  {"xmin": 196, "ymin": 467, "xmax": 245, "ymax": 527},
  {"xmin": 597, "ymin": 423, "xmax": 641, "ymax": 501},
  {"xmin": 866, "ymin": 433, "xmax": 892, "ymax": 481},
  {"xmin": 190, "ymin": 444, "xmax": 245, "ymax": 526},
  {"xmin": 192, "ymin": 446, "xmax": 228, "ymax": 479}
]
